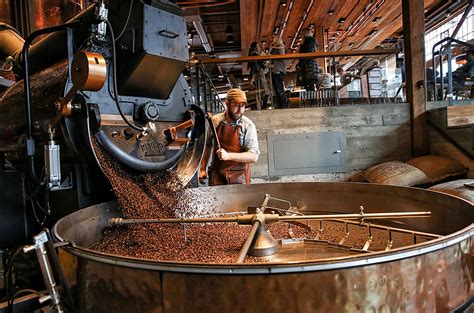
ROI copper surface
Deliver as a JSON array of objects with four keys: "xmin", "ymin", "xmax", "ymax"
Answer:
[
  {"xmin": 54, "ymin": 183, "xmax": 474, "ymax": 312},
  {"xmin": 71, "ymin": 50, "xmax": 106, "ymax": 91}
]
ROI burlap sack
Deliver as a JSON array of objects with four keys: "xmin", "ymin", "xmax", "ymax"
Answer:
[
  {"xmin": 429, "ymin": 179, "xmax": 474, "ymax": 204},
  {"xmin": 407, "ymin": 155, "xmax": 467, "ymax": 183},
  {"xmin": 363, "ymin": 161, "xmax": 431, "ymax": 186}
]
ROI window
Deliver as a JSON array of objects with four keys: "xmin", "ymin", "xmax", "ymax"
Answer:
[{"xmin": 425, "ymin": 7, "xmax": 474, "ymax": 61}]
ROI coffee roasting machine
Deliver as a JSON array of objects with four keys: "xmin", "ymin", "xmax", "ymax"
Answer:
[
  {"xmin": 0, "ymin": 0, "xmax": 206, "ymax": 247},
  {"xmin": 0, "ymin": 2, "xmax": 206, "ymax": 310},
  {"xmin": 0, "ymin": 1, "xmax": 473, "ymax": 313}
]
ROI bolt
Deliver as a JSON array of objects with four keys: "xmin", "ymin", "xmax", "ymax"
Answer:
[{"xmin": 111, "ymin": 130, "xmax": 120, "ymax": 138}]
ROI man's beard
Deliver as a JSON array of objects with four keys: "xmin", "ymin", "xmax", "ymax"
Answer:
[{"xmin": 228, "ymin": 110, "xmax": 243, "ymax": 121}]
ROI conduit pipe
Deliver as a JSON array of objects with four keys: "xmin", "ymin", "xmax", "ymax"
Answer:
[
  {"xmin": 278, "ymin": 0, "xmax": 295, "ymax": 38},
  {"xmin": 289, "ymin": 0, "xmax": 314, "ymax": 50},
  {"xmin": 337, "ymin": 0, "xmax": 384, "ymax": 45}
]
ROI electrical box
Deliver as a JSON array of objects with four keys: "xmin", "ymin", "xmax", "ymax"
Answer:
[{"xmin": 267, "ymin": 131, "xmax": 347, "ymax": 175}]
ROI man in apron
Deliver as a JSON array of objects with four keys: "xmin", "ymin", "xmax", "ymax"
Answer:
[{"xmin": 199, "ymin": 88, "xmax": 260, "ymax": 185}]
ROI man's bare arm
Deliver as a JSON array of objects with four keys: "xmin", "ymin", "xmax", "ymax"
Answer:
[{"xmin": 216, "ymin": 149, "xmax": 258, "ymax": 163}]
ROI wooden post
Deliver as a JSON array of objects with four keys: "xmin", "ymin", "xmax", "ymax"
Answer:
[{"xmin": 402, "ymin": 0, "xmax": 429, "ymax": 156}]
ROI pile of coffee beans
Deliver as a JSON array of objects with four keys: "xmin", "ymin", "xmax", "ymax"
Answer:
[
  {"xmin": 91, "ymin": 140, "xmax": 318, "ymax": 263},
  {"xmin": 91, "ymin": 141, "xmax": 421, "ymax": 263}
]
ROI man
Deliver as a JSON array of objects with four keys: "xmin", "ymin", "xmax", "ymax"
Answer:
[
  {"xmin": 270, "ymin": 34, "xmax": 287, "ymax": 109},
  {"xmin": 337, "ymin": 67, "xmax": 359, "ymax": 86},
  {"xmin": 297, "ymin": 27, "xmax": 319, "ymax": 91},
  {"xmin": 199, "ymin": 88, "xmax": 260, "ymax": 185}
]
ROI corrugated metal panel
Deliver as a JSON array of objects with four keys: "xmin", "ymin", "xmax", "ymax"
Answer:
[{"xmin": 267, "ymin": 131, "xmax": 347, "ymax": 175}]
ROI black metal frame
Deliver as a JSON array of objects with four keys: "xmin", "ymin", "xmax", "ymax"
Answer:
[{"xmin": 430, "ymin": 0, "xmax": 474, "ymax": 100}]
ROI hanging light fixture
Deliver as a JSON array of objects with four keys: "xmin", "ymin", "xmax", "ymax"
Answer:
[{"xmin": 226, "ymin": 25, "xmax": 234, "ymax": 44}]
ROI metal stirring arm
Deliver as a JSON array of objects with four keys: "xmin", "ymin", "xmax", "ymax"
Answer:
[
  {"xmin": 109, "ymin": 211, "xmax": 432, "ymax": 226},
  {"xmin": 109, "ymin": 210, "xmax": 432, "ymax": 263},
  {"xmin": 235, "ymin": 210, "xmax": 279, "ymax": 263}
]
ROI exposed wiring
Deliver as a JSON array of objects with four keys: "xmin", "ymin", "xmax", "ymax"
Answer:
[
  {"xmin": 114, "ymin": 0, "xmax": 134, "ymax": 41},
  {"xmin": 105, "ymin": 19, "xmax": 144, "ymax": 132},
  {"xmin": 12, "ymin": 289, "xmax": 43, "ymax": 299},
  {"xmin": 5, "ymin": 247, "xmax": 24, "ymax": 313},
  {"xmin": 24, "ymin": 163, "xmax": 50, "ymax": 226}
]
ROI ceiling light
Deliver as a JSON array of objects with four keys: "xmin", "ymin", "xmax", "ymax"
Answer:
[
  {"xmin": 372, "ymin": 17, "xmax": 381, "ymax": 24},
  {"xmin": 280, "ymin": 0, "xmax": 287, "ymax": 6},
  {"xmin": 226, "ymin": 25, "xmax": 234, "ymax": 44},
  {"xmin": 338, "ymin": 18, "xmax": 346, "ymax": 24},
  {"xmin": 328, "ymin": 9, "xmax": 335, "ymax": 15},
  {"xmin": 367, "ymin": 29, "xmax": 377, "ymax": 37}
]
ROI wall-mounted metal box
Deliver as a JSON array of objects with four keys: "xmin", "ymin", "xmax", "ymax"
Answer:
[{"xmin": 267, "ymin": 131, "xmax": 346, "ymax": 175}]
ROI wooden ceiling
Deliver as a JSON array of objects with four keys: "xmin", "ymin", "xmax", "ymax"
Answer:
[{"xmin": 177, "ymin": 0, "xmax": 467, "ymax": 74}]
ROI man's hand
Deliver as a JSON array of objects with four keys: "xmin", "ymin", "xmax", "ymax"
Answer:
[{"xmin": 216, "ymin": 148, "xmax": 231, "ymax": 161}]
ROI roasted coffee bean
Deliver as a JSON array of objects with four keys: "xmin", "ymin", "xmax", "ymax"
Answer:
[{"xmin": 91, "ymin": 140, "xmax": 419, "ymax": 263}]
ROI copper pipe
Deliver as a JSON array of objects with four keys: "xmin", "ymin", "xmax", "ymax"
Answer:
[
  {"xmin": 279, "ymin": 0, "xmax": 294, "ymax": 38},
  {"xmin": 109, "ymin": 211, "xmax": 431, "ymax": 226},
  {"xmin": 178, "ymin": 0, "xmax": 237, "ymax": 9},
  {"xmin": 256, "ymin": 0, "xmax": 266, "ymax": 42},
  {"xmin": 337, "ymin": 0, "xmax": 385, "ymax": 45},
  {"xmin": 289, "ymin": 0, "xmax": 314, "ymax": 50},
  {"xmin": 198, "ymin": 48, "xmax": 398, "ymax": 64}
]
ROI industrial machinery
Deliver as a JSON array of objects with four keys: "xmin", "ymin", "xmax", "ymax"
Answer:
[
  {"xmin": 0, "ymin": 1, "xmax": 473, "ymax": 313},
  {"xmin": 53, "ymin": 182, "xmax": 474, "ymax": 312},
  {"xmin": 0, "ymin": 3, "xmax": 206, "ymax": 310},
  {"xmin": 0, "ymin": 0, "xmax": 207, "ymax": 248}
]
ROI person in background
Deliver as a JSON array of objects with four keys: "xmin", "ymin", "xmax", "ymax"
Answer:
[
  {"xmin": 452, "ymin": 49, "xmax": 474, "ymax": 97},
  {"xmin": 270, "ymin": 34, "xmax": 287, "ymax": 109},
  {"xmin": 317, "ymin": 66, "xmax": 334, "ymax": 90},
  {"xmin": 337, "ymin": 67, "xmax": 359, "ymax": 86},
  {"xmin": 296, "ymin": 27, "xmax": 319, "ymax": 91},
  {"xmin": 248, "ymin": 41, "xmax": 270, "ymax": 109},
  {"xmin": 436, "ymin": 49, "xmax": 474, "ymax": 98},
  {"xmin": 199, "ymin": 88, "xmax": 260, "ymax": 185}
]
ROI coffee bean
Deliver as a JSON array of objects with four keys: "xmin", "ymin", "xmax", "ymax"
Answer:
[{"xmin": 91, "ymin": 140, "xmax": 421, "ymax": 263}]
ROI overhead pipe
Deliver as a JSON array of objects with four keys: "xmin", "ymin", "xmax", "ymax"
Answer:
[
  {"xmin": 199, "ymin": 48, "xmax": 399, "ymax": 64},
  {"xmin": 256, "ymin": 0, "xmax": 266, "ymax": 42},
  {"xmin": 451, "ymin": 0, "xmax": 473, "ymax": 39},
  {"xmin": 327, "ymin": 0, "xmax": 360, "ymax": 51},
  {"xmin": 177, "ymin": 0, "xmax": 237, "ymax": 9},
  {"xmin": 288, "ymin": 0, "xmax": 314, "ymax": 50},
  {"xmin": 278, "ymin": 0, "xmax": 295, "ymax": 38},
  {"xmin": 272, "ymin": 1, "xmax": 282, "ymax": 34},
  {"xmin": 189, "ymin": 15, "xmax": 214, "ymax": 53},
  {"xmin": 427, "ymin": 4, "xmax": 469, "ymax": 32},
  {"xmin": 425, "ymin": 0, "xmax": 461, "ymax": 31},
  {"xmin": 337, "ymin": 0, "xmax": 384, "ymax": 45}
]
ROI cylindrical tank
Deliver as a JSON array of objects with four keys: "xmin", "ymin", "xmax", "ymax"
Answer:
[{"xmin": 53, "ymin": 182, "xmax": 474, "ymax": 313}]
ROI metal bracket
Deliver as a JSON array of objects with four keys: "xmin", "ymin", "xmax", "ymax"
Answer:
[{"xmin": 23, "ymin": 231, "xmax": 64, "ymax": 313}]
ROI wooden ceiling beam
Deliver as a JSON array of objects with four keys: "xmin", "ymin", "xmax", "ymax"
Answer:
[{"xmin": 240, "ymin": 0, "xmax": 259, "ymax": 52}]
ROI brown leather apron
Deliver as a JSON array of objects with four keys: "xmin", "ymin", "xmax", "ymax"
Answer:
[{"xmin": 210, "ymin": 122, "xmax": 251, "ymax": 185}]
